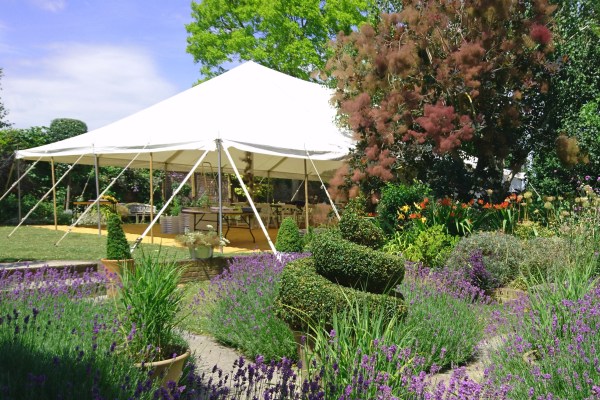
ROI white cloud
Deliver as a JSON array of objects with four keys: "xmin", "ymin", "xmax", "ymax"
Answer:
[
  {"xmin": 3, "ymin": 43, "xmax": 178, "ymax": 130},
  {"xmin": 29, "ymin": 0, "xmax": 67, "ymax": 12}
]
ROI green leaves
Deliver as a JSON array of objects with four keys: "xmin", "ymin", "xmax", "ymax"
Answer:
[{"xmin": 186, "ymin": 0, "xmax": 375, "ymax": 81}]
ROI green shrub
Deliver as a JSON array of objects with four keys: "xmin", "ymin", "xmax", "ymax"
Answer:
[
  {"xmin": 402, "ymin": 224, "xmax": 459, "ymax": 268},
  {"xmin": 106, "ymin": 213, "xmax": 131, "ymax": 260},
  {"xmin": 275, "ymin": 217, "xmax": 303, "ymax": 252},
  {"xmin": 513, "ymin": 220, "xmax": 555, "ymax": 240},
  {"xmin": 276, "ymin": 258, "xmax": 406, "ymax": 331},
  {"xmin": 339, "ymin": 211, "xmax": 385, "ymax": 249},
  {"xmin": 376, "ymin": 182, "xmax": 431, "ymax": 235},
  {"xmin": 312, "ymin": 230, "xmax": 405, "ymax": 294},
  {"xmin": 446, "ymin": 231, "xmax": 523, "ymax": 287},
  {"xmin": 343, "ymin": 195, "xmax": 368, "ymax": 215},
  {"xmin": 519, "ymin": 236, "xmax": 568, "ymax": 281}
]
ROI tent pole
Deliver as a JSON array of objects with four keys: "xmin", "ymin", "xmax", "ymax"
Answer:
[
  {"xmin": 149, "ymin": 153, "xmax": 154, "ymax": 244},
  {"xmin": 305, "ymin": 150, "xmax": 341, "ymax": 221},
  {"xmin": 0, "ymin": 157, "xmax": 42, "ymax": 203},
  {"xmin": 51, "ymin": 158, "xmax": 58, "ymax": 230},
  {"xmin": 9, "ymin": 154, "xmax": 85, "ymax": 238},
  {"xmin": 55, "ymin": 150, "xmax": 146, "ymax": 246},
  {"xmin": 94, "ymin": 155, "xmax": 101, "ymax": 236},
  {"xmin": 222, "ymin": 146, "xmax": 277, "ymax": 254},
  {"xmin": 304, "ymin": 159, "xmax": 309, "ymax": 229},
  {"xmin": 17, "ymin": 157, "xmax": 21, "ymax": 222},
  {"xmin": 216, "ymin": 139, "xmax": 223, "ymax": 254},
  {"xmin": 131, "ymin": 150, "xmax": 210, "ymax": 252}
]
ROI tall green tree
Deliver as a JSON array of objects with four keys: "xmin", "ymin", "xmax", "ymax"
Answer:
[
  {"xmin": 0, "ymin": 68, "xmax": 11, "ymax": 130},
  {"xmin": 326, "ymin": 0, "xmax": 556, "ymax": 201},
  {"xmin": 185, "ymin": 0, "xmax": 399, "ymax": 81},
  {"xmin": 528, "ymin": 0, "xmax": 600, "ymax": 195}
]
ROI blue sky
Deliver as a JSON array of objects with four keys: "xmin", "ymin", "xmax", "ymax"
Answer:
[{"xmin": 0, "ymin": 0, "xmax": 204, "ymax": 130}]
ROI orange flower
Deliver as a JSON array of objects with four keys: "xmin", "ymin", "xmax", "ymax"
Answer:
[
  {"xmin": 483, "ymin": 203, "xmax": 492, "ymax": 209},
  {"xmin": 469, "ymin": 199, "xmax": 475, "ymax": 205},
  {"xmin": 478, "ymin": 199, "xmax": 485, "ymax": 205},
  {"xmin": 461, "ymin": 203, "xmax": 469, "ymax": 209},
  {"xmin": 450, "ymin": 212, "xmax": 455, "ymax": 217},
  {"xmin": 439, "ymin": 198, "xmax": 452, "ymax": 207},
  {"xmin": 408, "ymin": 213, "xmax": 421, "ymax": 219}
]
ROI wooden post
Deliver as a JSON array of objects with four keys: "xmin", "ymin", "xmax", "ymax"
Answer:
[
  {"xmin": 304, "ymin": 159, "xmax": 309, "ymax": 229},
  {"xmin": 149, "ymin": 153, "xmax": 154, "ymax": 243},
  {"xmin": 51, "ymin": 158, "xmax": 58, "ymax": 230}
]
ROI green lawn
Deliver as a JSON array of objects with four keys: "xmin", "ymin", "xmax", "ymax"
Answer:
[{"xmin": 0, "ymin": 225, "xmax": 191, "ymax": 262}]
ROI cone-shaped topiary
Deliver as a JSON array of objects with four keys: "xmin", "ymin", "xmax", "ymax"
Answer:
[
  {"xmin": 275, "ymin": 217, "xmax": 303, "ymax": 252},
  {"xmin": 106, "ymin": 213, "xmax": 132, "ymax": 260}
]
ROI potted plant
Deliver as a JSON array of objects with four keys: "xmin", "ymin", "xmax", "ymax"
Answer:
[
  {"xmin": 101, "ymin": 212, "xmax": 134, "ymax": 296},
  {"xmin": 175, "ymin": 225, "xmax": 229, "ymax": 259},
  {"xmin": 118, "ymin": 250, "xmax": 190, "ymax": 387}
]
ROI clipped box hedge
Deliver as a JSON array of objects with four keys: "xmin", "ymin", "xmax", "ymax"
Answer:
[
  {"xmin": 312, "ymin": 230, "xmax": 405, "ymax": 294},
  {"xmin": 276, "ymin": 257, "xmax": 406, "ymax": 331}
]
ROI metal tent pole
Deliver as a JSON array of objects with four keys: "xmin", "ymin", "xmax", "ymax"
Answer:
[
  {"xmin": 216, "ymin": 139, "xmax": 223, "ymax": 253},
  {"xmin": 149, "ymin": 153, "xmax": 154, "ymax": 243},
  {"xmin": 94, "ymin": 155, "xmax": 101, "ymax": 236},
  {"xmin": 304, "ymin": 159, "xmax": 309, "ymax": 229},
  {"xmin": 131, "ymin": 150, "xmax": 210, "ymax": 252},
  {"xmin": 222, "ymin": 145, "xmax": 277, "ymax": 254}
]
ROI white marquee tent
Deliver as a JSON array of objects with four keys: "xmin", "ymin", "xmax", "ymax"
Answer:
[
  {"xmin": 13, "ymin": 61, "xmax": 354, "ymax": 252},
  {"xmin": 16, "ymin": 61, "xmax": 352, "ymax": 179}
]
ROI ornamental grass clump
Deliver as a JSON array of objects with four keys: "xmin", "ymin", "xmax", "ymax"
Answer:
[
  {"xmin": 118, "ymin": 250, "xmax": 188, "ymax": 362},
  {"xmin": 191, "ymin": 253, "xmax": 304, "ymax": 362}
]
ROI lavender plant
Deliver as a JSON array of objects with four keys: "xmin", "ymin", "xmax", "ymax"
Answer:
[
  {"xmin": 190, "ymin": 253, "xmax": 305, "ymax": 362},
  {"xmin": 487, "ymin": 285, "xmax": 600, "ymax": 399},
  {"xmin": 397, "ymin": 263, "xmax": 491, "ymax": 370},
  {"xmin": 0, "ymin": 266, "xmax": 164, "ymax": 399}
]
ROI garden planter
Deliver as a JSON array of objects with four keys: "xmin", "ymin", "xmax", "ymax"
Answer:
[
  {"xmin": 160, "ymin": 216, "xmax": 181, "ymax": 234},
  {"xmin": 100, "ymin": 258, "xmax": 134, "ymax": 297},
  {"xmin": 190, "ymin": 245, "xmax": 213, "ymax": 260},
  {"xmin": 135, "ymin": 349, "xmax": 190, "ymax": 388}
]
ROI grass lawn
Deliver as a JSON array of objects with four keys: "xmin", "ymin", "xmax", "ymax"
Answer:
[{"xmin": 0, "ymin": 225, "xmax": 191, "ymax": 262}]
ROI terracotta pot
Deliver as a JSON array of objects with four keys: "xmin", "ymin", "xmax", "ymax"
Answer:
[
  {"xmin": 100, "ymin": 258, "xmax": 135, "ymax": 297},
  {"xmin": 135, "ymin": 350, "xmax": 190, "ymax": 388}
]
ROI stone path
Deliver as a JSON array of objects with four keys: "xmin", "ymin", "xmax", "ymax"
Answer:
[
  {"xmin": 183, "ymin": 332, "xmax": 244, "ymax": 374},
  {"xmin": 184, "ymin": 330, "xmax": 498, "ymax": 389}
]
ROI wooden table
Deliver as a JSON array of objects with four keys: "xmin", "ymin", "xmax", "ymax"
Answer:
[
  {"xmin": 181, "ymin": 208, "xmax": 257, "ymax": 242},
  {"xmin": 72, "ymin": 200, "xmax": 116, "ymax": 217}
]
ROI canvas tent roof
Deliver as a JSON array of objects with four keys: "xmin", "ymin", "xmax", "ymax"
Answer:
[{"xmin": 16, "ymin": 61, "xmax": 353, "ymax": 180}]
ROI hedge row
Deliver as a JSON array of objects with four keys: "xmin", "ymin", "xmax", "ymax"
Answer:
[
  {"xmin": 276, "ymin": 258, "xmax": 407, "ymax": 331},
  {"xmin": 312, "ymin": 230, "xmax": 405, "ymax": 294}
]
